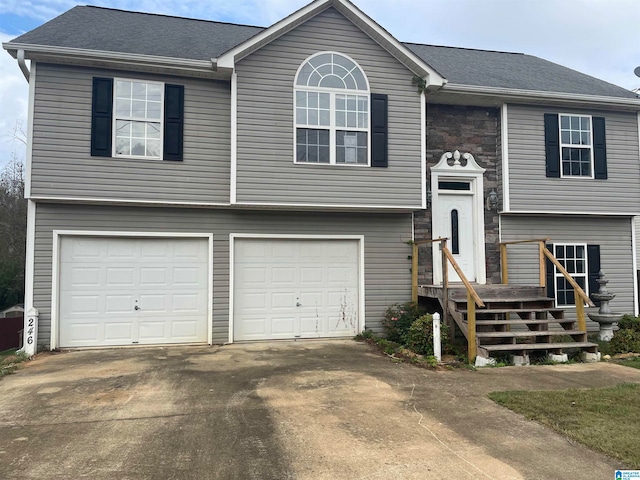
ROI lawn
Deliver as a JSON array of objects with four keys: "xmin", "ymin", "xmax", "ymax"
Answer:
[
  {"xmin": 0, "ymin": 349, "xmax": 28, "ymax": 378},
  {"xmin": 612, "ymin": 357, "xmax": 640, "ymax": 370},
  {"xmin": 489, "ymin": 383, "xmax": 640, "ymax": 469}
]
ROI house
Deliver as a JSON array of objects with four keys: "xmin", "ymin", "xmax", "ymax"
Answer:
[{"xmin": 3, "ymin": 0, "xmax": 640, "ymax": 358}]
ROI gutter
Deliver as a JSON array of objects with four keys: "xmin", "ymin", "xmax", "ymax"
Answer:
[
  {"xmin": 442, "ymin": 83, "xmax": 640, "ymax": 109},
  {"xmin": 3, "ymin": 42, "xmax": 220, "ymax": 78}
]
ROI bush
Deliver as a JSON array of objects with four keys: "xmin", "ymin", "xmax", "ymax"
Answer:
[
  {"xmin": 609, "ymin": 329, "xmax": 640, "ymax": 354},
  {"xmin": 405, "ymin": 314, "xmax": 449, "ymax": 356},
  {"xmin": 381, "ymin": 302, "xmax": 425, "ymax": 344},
  {"xmin": 618, "ymin": 315, "xmax": 640, "ymax": 332}
]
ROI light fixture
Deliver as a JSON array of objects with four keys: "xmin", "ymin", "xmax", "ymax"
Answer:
[{"xmin": 486, "ymin": 189, "xmax": 499, "ymax": 211}]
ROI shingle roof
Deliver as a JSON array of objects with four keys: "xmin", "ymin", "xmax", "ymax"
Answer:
[
  {"xmin": 7, "ymin": 5, "xmax": 638, "ymax": 100},
  {"xmin": 9, "ymin": 6, "xmax": 263, "ymax": 60}
]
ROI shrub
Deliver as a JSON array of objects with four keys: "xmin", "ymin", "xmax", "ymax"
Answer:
[
  {"xmin": 618, "ymin": 315, "xmax": 640, "ymax": 332},
  {"xmin": 609, "ymin": 329, "xmax": 640, "ymax": 354},
  {"xmin": 381, "ymin": 302, "xmax": 425, "ymax": 344},
  {"xmin": 405, "ymin": 313, "xmax": 449, "ymax": 356}
]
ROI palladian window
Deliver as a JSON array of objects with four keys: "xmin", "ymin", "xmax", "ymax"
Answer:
[{"xmin": 294, "ymin": 52, "xmax": 370, "ymax": 165}]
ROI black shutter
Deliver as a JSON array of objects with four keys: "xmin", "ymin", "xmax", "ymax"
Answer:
[
  {"xmin": 592, "ymin": 117, "xmax": 607, "ymax": 179},
  {"xmin": 371, "ymin": 93, "xmax": 388, "ymax": 168},
  {"xmin": 544, "ymin": 113, "xmax": 560, "ymax": 178},
  {"xmin": 545, "ymin": 243, "xmax": 555, "ymax": 299},
  {"xmin": 587, "ymin": 244, "xmax": 601, "ymax": 306},
  {"xmin": 91, "ymin": 77, "xmax": 113, "ymax": 157},
  {"xmin": 163, "ymin": 84, "xmax": 184, "ymax": 161}
]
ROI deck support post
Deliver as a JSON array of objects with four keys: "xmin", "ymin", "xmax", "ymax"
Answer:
[
  {"xmin": 467, "ymin": 290, "xmax": 476, "ymax": 363},
  {"xmin": 411, "ymin": 243, "xmax": 418, "ymax": 303},
  {"xmin": 575, "ymin": 288, "xmax": 587, "ymax": 332}
]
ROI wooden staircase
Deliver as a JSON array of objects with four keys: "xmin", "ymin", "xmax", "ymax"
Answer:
[{"xmin": 445, "ymin": 285, "xmax": 598, "ymax": 359}]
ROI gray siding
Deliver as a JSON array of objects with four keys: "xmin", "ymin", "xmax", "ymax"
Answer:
[
  {"xmin": 235, "ymin": 8, "xmax": 423, "ymax": 207},
  {"xmin": 31, "ymin": 63, "xmax": 231, "ymax": 203},
  {"xmin": 500, "ymin": 214, "xmax": 635, "ymax": 329},
  {"xmin": 507, "ymin": 104, "xmax": 640, "ymax": 213},
  {"xmin": 33, "ymin": 203, "xmax": 412, "ymax": 347}
]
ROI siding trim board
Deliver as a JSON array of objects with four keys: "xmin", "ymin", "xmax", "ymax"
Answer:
[
  {"xmin": 23, "ymin": 200, "xmax": 37, "ymax": 355},
  {"xmin": 633, "ymin": 217, "xmax": 639, "ymax": 316},
  {"xmin": 501, "ymin": 103, "xmax": 510, "ymax": 211},
  {"xmin": 231, "ymin": 71, "xmax": 237, "ymax": 203},
  {"xmin": 25, "ymin": 62, "xmax": 36, "ymax": 198},
  {"xmin": 228, "ymin": 233, "xmax": 366, "ymax": 343},
  {"xmin": 49, "ymin": 230, "xmax": 215, "ymax": 350}
]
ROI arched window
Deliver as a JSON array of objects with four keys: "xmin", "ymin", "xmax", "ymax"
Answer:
[{"xmin": 294, "ymin": 52, "xmax": 370, "ymax": 165}]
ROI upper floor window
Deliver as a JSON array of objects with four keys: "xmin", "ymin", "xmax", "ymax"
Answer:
[
  {"xmin": 544, "ymin": 113, "xmax": 607, "ymax": 179},
  {"xmin": 114, "ymin": 79, "xmax": 164, "ymax": 159},
  {"xmin": 560, "ymin": 114, "xmax": 592, "ymax": 178},
  {"xmin": 91, "ymin": 77, "xmax": 184, "ymax": 161},
  {"xmin": 294, "ymin": 52, "xmax": 370, "ymax": 165}
]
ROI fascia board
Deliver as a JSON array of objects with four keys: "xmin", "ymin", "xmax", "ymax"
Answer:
[
  {"xmin": 3, "ymin": 42, "xmax": 220, "ymax": 77},
  {"xmin": 443, "ymin": 83, "xmax": 640, "ymax": 110}
]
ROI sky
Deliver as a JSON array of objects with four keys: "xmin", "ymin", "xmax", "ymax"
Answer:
[{"xmin": 0, "ymin": 0, "xmax": 639, "ymax": 167}]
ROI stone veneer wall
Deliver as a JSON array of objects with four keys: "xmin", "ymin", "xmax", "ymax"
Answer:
[{"xmin": 414, "ymin": 104, "xmax": 501, "ymax": 285}]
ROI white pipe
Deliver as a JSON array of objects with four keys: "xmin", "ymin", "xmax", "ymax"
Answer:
[
  {"xmin": 433, "ymin": 312, "xmax": 442, "ymax": 361},
  {"xmin": 17, "ymin": 49, "xmax": 30, "ymax": 81}
]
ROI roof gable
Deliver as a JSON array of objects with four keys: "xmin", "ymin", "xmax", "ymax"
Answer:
[{"xmin": 215, "ymin": 0, "xmax": 445, "ymax": 88}]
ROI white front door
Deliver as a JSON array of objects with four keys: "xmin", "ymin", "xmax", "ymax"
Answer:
[
  {"xmin": 233, "ymin": 238, "xmax": 360, "ymax": 341},
  {"xmin": 437, "ymin": 193, "xmax": 476, "ymax": 282}
]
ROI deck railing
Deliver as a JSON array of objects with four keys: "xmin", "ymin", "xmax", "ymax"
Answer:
[
  {"xmin": 499, "ymin": 238, "xmax": 594, "ymax": 331},
  {"xmin": 411, "ymin": 238, "xmax": 484, "ymax": 361}
]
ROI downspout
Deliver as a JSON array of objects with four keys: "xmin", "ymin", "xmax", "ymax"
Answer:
[{"xmin": 17, "ymin": 49, "xmax": 30, "ymax": 81}]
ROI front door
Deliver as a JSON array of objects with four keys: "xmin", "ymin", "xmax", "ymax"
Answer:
[
  {"xmin": 430, "ymin": 150, "xmax": 487, "ymax": 286},
  {"xmin": 437, "ymin": 191, "xmax": 476, "ymax": 282}
]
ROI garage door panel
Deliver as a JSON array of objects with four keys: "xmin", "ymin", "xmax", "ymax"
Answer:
[
  {"xmin": 105, "ymin": 295, "xmax": 134, "ymax": 314},
  {"xmin": 106, "ymin": 267, "xmax": 135, "ymax": 287},
  {"xmin": 272, "ymin": 267, "xmax": 295, "ymax": 285},
  {"xmin": 234, "ymin": 239, "xmax": 359, "ymax": 341},
  {"xmin": 59, "ymin": 237, "xmax": 209, "ymax": 348},
  {"xmin": 104, "ymin": 322, "xmax": 134, "ymax": 343}
]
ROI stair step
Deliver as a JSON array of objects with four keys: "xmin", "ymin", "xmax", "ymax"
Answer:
[
  {"xmin": 477, "ymin": 330, "xmax": 584, "ymax": 338},
  {"xmin": 457, "ymin": 308, "xmax": 563, "ymax": 315},
  {"xmin": 475, "ymin": 319, "xmax": 573, "ymax": 326},
  {"xmin": 482, "ymin": 342, "xmax": 597, "ymax": 352}
]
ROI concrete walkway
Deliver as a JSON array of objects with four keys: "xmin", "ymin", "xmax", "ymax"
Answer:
[{"xmin": 1, "ymin": 341, "xmax": 638, "ymax": 479}]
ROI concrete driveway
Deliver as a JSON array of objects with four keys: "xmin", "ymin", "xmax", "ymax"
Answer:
[{"xmin": 1, "ymin": 341, "xmax": 639, "ymax": 480}]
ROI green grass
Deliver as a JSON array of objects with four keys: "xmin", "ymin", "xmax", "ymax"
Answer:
[
  {"xmin": 489, "ymin": 383, "xmax": 640, "ymax": 468},
  {"xmin": 0, "ymin": 349, "xmax": 28, "ymax": 378},
  {"xmin": 613, "ymin": 357, "xmax": 640, "ymax": 370}
]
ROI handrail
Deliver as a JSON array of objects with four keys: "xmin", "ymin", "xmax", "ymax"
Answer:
[
  {"xmin": 499, "ymin": 237, "xmax": 550, "ymax": 246},
  {"xmin": 411, "ymin": 238, "xmax": 447, "ymax": 302},
  {"xmin": 442, "ymin": 246, "xmax": 484, "ymax": 308},
  {"xmin": 499, "ymin": 237, "xmax": 593, "ymax": 334}
]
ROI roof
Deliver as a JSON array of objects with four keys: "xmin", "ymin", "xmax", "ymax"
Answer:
[{"xmin": 6, "ymin": 5, "xmax": 638, "ymax": 100}]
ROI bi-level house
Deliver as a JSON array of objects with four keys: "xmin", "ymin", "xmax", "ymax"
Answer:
[{"xmin": 4, "ymin": 0, "xmax": 640, "ymax": 359}]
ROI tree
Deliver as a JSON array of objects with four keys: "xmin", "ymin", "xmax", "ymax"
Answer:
[{"xmin": 0, "ymin": 124, "xmax": 27, "ymax": 310}]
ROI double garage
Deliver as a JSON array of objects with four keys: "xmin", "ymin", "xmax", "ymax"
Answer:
[{"xmin": 54, "ymin": 234, "xmax": 362, "ymax": 348}]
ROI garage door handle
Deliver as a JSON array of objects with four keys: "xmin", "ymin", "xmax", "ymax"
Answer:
[
  {"xmin": 134, "ymin": 305, "xmax": 140, "ymax": 311},
  {"xmin": 296, "ymin": 302, "xmax": 301, "ymax": 307}
]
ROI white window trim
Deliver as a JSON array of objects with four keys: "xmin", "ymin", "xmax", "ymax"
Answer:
[
  {"xmin": 293, "ymin": 51, "xmax": 371, "ymax": 167},
  {"xmin": 552, "ymin": 242, "xmax": 589, "ymax": 308},
  {"xmin": 112, "ymin": 77, "xmax": 165, "ymax": 160},
  {"xmin": 558, "ymin": 113, "xmax": 595, "ymax": 180}
]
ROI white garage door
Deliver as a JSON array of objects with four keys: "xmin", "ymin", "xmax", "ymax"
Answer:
[
  {"xmin": 59, "ymin": 237, "xmax": 209, "ymax": 347},
  {"xmin": 233, "ymin": 238, "xmax": 360, "ymax": 341}
]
